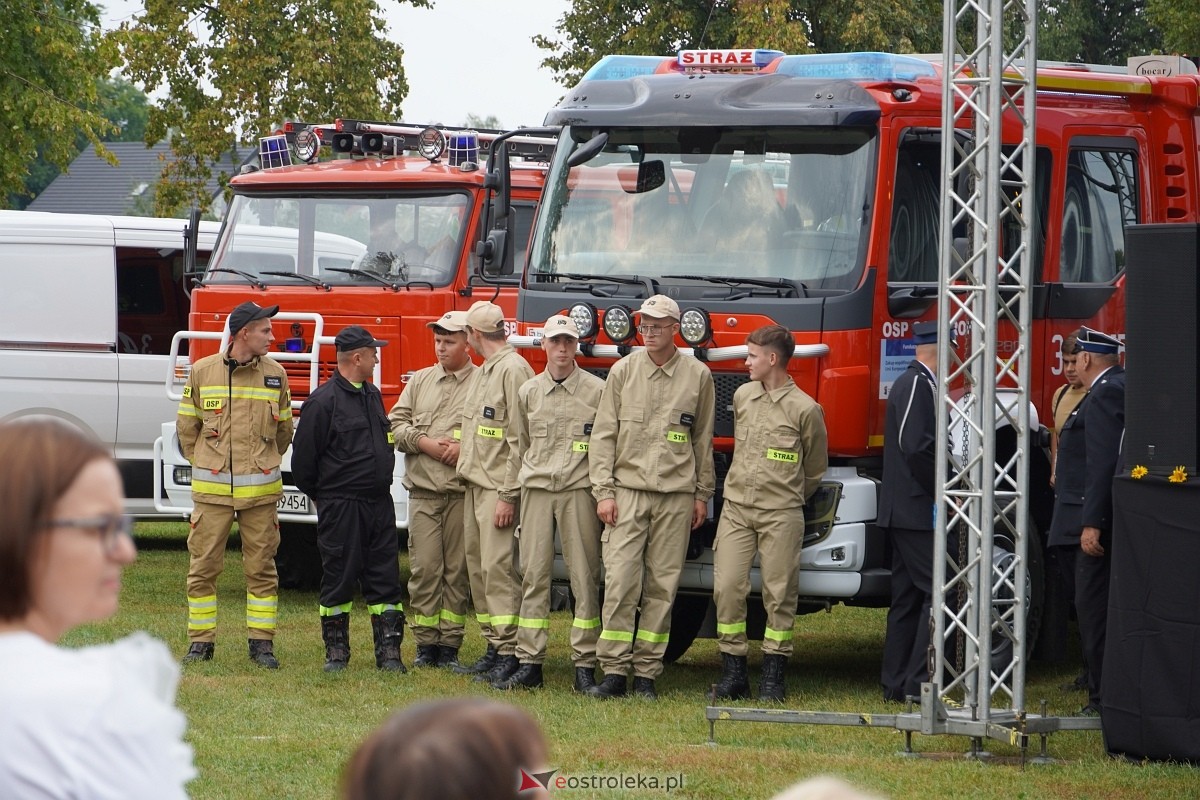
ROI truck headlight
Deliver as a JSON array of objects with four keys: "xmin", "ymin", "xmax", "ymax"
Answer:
[
  {"xmin": 679, "ymin": 307, "xmax": 712, "ymax": 346},
  {"xmin": 603, "ymin": 305, "xmax": 635, "ymax": 343},
  {"xmin": 569, "ymin": 302, "xmax": 598, "ymax": 338}
]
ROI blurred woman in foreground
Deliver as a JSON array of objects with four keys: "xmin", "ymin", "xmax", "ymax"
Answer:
[{"xmin": 0, "ymin": 418, "xmax": 194, "ymax": 799}]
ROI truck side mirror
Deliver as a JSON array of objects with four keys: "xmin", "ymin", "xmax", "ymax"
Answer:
[{"xmin": 184, "ymin": 207, "xmax": 201, "ymax": 275}]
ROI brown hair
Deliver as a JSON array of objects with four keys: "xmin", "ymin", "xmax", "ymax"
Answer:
[
  {"xmin": 748, "ymin": 324, "xmax": 795, "ymax": 366},
  {"xmin": 343, "ymin": 698, "xmax": 547, "ymax": 800},
  {"xmin": 0, "ymin": 419, "xmax": 111, "ymax": 620},
  {"xmin": 1062, "ymin": 327, "xmax": 1082, "ymax": 355}
]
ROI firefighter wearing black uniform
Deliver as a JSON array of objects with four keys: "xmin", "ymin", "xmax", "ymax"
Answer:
[{"xmin": 291, "ymin": 326, "xmax": 406, "ymax": 673}]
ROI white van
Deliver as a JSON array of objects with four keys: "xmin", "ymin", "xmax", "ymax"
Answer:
[{"xmin": 0, "ymin": 211, "xmax": 219, "ymax": 517}]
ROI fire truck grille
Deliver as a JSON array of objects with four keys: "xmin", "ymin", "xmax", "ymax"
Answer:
[
  {"xmin": 283, "ymin": 360, "xmax": 338, "ymax": 402},
  {"xmin": 582, "ymin": 367, "xmax": 748, "ymax": 438}
]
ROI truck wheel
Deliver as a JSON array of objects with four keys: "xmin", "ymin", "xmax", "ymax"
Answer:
[
  {"xmin": 663, "ymin": 595, "xmax": 712, "ymax": 664},
  {"xmin": 275, "ymin": 522, "xmax": 323, "ymax": 591}
]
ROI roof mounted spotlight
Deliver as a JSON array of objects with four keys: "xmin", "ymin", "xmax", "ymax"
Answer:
[
  {"xmin": 417, "ymin": 126, "xmax": 447, "ymax": 162},
  {"xmin": 568, "ymin": 302, "xmax": 598, "ymax": 339},
  {"xmin": 603, "ymin": 305, "xmax": 635, "ymax": 344},
  {"xmin": 679, "ymin": 307, "xmax": 712, "ymax": 346},
  {"xmin": 294, "ymin": 127, "xmax": 321, "ymax": 163}
]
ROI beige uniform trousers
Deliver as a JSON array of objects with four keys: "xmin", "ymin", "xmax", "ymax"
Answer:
[
  {"xmin": 713, "ymin": 500, "xmax": 806, "ymax": 657},
  {"xmin": 597, "ymin": 487, "xmax": 693, "ymax": 679},
  {"xmin": 515, "ymin": 487, "xmax": 603, "ymax": 666},
  {"xmin": 464, "ymin": 484, "xmax": 521, "ymax": 655},
  {"xmin": 186, "ymin": 501, "xmax": 280, "ymax": 642},
  {"xmin": 406, "ymin": 493, "xmax": 469, "ymax": 647}
]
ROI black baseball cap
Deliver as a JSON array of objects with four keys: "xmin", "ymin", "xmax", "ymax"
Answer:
[
  {"xmin": 335, "ymin": 325, "xmax": 388, "ymax": 352},
  {"xmin": 228, "ymin": 302, "xmax": 279, "ymax": 336}
]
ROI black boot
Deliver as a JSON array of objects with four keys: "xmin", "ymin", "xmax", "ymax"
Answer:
[
  {"xmin": 759, "ymin": 653, "xmax": 788, "ymax": 702},
  {"xmin": 712, "ymin": 653, "xmax": 751, "ymax": 700},
  {"xmin": 493, "ymin": 662, "xmax": 544, "ymax": 690},
  {"xmin": 248, "ymin": 638, "xmax": 279, "ymax": 669},
  {"xmin": 586, "ymin": 673, "xmax": 627, "ymax": 699},
  {"xmin": 371, "ymin": 610, "xmax": 407, "ymax": 673},
  {"xmin": 475, "ymin": 654, "xmax": 520, "ymax": 684},
  {"xmin": 321, "ymin": 614, "xmax": 350, "ymax": 673},
  {"xmin": 182, "ymin": 642, "xmax": 214, "ymax": 664},
  {"xmin": 436, "ymin": 645, "xmax": 460, "ymax": 668},
  {"xmin": 452, "ymin": 643, "xmax": 498, "ymax": 675},
  {"xmin": 573, "ymin": 666, "xmax": 597, "ymax": 693},
  {"xmin": 632, "ymin": 676, "xmax": 658, "ymax": 700},
  {"xmin": 413, "ymin": 644, "xmax": 440, "ymax": 668}
]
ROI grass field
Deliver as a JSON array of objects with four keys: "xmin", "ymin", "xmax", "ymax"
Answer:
[{"xmin": 65, "ymin": 523, "xmax": 1198, "ymax": 799}]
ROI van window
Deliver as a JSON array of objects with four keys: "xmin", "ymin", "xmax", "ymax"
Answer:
[
  {"xmin": 116, "ymin": 249, "xmax": 189, "ymax": 355},
  {"xmin": 1060, "ymin": 144, "xmax": 1138, "ymax": 283}
]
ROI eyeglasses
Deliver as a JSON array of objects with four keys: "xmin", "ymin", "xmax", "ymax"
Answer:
[
  {"xmin": 44, "ymin": 514, "xmax": 134, "ymax": 555},
  {"xmin": 637, "ymin": 324, "xmax": 675, "ymax": 336}
]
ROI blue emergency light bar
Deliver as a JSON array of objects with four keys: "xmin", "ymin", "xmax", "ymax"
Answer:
[
  {"xmin": 773, "ymin": 52, "xmax": 937, "ymax": 82},
  {"xmin": 582, "ymin": 55, "xmax": 669, "ymax": 81},
  {"xmin": 258, "ymin": 134, "xmax": 292, "ymax": 169}
]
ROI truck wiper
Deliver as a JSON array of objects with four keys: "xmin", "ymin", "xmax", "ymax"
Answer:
[
  {"xmin": 201, "ymin": 267, "xmax": 266, "ymax": 290},
  {"xmin": 538, "ymin": 272, "xmax": 658, "ymax": 298},
  {"xmin": 260, "ymin": 271, "xmax": 332, "ymax": 291},
  {"xmin": 323, "ymin": 268, "xmax": 401, "ymax": 291},
  {"xmin": 661, "ymin": 273, "xmax": 807, "ymax": 298}
]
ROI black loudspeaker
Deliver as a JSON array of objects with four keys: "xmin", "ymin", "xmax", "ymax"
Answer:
[{"xmin": 1123, "ymin": 224, "xmax": 1200, "ymax": 475}]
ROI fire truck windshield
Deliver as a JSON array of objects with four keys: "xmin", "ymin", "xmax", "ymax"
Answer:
[
  {"xmin": 208, "ymin": 192, "xmax": 471, "ymax": 286},
  {"xmin": 528, "ymin": 126, "xmax": 874, "ymax": 293}
]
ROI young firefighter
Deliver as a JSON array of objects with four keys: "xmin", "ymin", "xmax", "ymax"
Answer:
[
  {"xmin": 388, "ymin": 311, "xmax": 476, "ymax": 669},
  {"xmin": 494, "ymin": 315, "xmax": 605, "ymax": 691},
  {"xmin": 711, "ymin": 324, "xmax": 828, "ymax": 702},
  {"xmin": 588, "ymin": 294, "xmax": 716, "ymax": 700},
  {"xmin": 453, "ymin": 301, "xmax": 535, "ymax": 685}
]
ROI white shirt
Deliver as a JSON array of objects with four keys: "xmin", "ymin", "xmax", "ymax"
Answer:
[{"xmin": 0, "ymin": 632, "xmax": 195, "ymax": 799}]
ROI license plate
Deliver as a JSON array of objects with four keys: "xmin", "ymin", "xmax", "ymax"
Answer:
[{"xmin": 277, "ymin": 491, "xmax": 311, "ymax": 514}]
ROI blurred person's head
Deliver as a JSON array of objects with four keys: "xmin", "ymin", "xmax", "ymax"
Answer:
[
  {"xmin": 1061, "ymin": 328, "xmax": 1083, "ymax": 389},
  {"xmin": 771, "ymin": 775, "xmax": 885, "ymax": 800},
  {"xmin": 343, "ymin": 698, "xmax": 549, "ymax": 800},
  {"xmin": 0, "ymin": 419, "xmax": 135, "ymax": 641}
]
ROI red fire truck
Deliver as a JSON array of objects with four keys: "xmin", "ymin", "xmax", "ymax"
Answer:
[
  {"xmin": 491, "ymin": 49, "xmax": 1200, "ymax": 658},
  {"xmin": 156, "ymin": 120, "xmax": 552, "ymax": 585}
]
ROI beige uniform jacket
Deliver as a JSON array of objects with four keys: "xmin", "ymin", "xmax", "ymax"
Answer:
[
  {"xmin": 389, "ymin": 360, "xmax": 477, "ymax": 495},
  {"xmin": 515, "ymin": 367, "xmax": 606, "ymax": 492},
  {"xmin": 590, "ymin": 349, "xmax": 716, "ymax": 501},
  {"xmin": 456, "ymin": 345, "xmax": 535, "ymax": 503},
  {"xmin": 723, "ymin": 380, "xmax": 828, "ymax": 510}
]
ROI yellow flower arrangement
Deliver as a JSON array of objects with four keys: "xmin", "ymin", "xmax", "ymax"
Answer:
[
  {"xmin": 1130, "ymin": 465, "xmax": 1148, "ymax": 479},
  {"xmin": 1169, "ymin": 465, "xmax": 1188, "ymax": 484}
]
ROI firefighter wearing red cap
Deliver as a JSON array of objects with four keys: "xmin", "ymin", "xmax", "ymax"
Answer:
[{"xmin": 177, "ymin": 301, "xmax": 293, "ymax": 669}]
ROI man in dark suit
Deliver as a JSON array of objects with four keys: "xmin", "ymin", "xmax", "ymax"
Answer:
[
  {"xmin": 879, "ymin": 320, "xmax": 950, "ymax": 702},
  {"xmin": 1049, "ymin": 327, "xmax": 1124, "ymax": 716}
]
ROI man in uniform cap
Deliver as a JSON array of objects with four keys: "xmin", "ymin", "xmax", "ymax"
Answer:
[
  {"xmin": 453, "ymin": 301, "xmax": 534, "ymax": 684},
  {"xmin": 177, "ymin": 301, "xmax": 293, "ymax": 668},
  {"xmin": 494, "ymin": 315, "xmax": 606, "ymax": 691},
  {"xmin": 389, "ymin": 310, "xmax": 477, "ymax": 669},
  {"xmin": 292, "ymin": 326, "xmax": 407, "ymax": 672},
  {"xmin": 1049, "ymin": 326, "xmax": 1124, "ymax": 715},
  {"xmin": 588, "ymin": 294, "xmax": 716, "ymax": 699}
]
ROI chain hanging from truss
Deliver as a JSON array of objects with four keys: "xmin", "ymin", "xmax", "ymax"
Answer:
[{"xmin": 932, "ymin": 0, "xmax": 1037, "ymax": 725}]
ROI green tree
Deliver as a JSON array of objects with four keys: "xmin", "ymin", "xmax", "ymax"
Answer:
[
  {"xmin": 1038, "ymin": 0, "xmax": 1161, "ymax": 64},
  {"xmin": 466, "ymin": 113, "xmax": 503, "ymax": 130},
  {"xmin": 0, "ymin": 1, "xmax": 117, "ymax": 207},
  {"xmin": 1145, "ymin": 0, "xmax": 1200, "ymax": 57},
  {"xmin": 111, "ymin": 0, "xmax": 431, "ymax": 217}
]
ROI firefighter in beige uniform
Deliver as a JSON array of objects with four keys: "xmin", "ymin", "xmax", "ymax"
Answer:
[
  {"xmin": 711, "ymin": 324, "xmax": 828, "ymax": 702},
  {"xmin": 588, "ymin": 295, "xmax": 715, "ymax": 700},
  {"xmin": 388, "ymin": 310, "xmax": 476, "ymax": 669},
  {"xmin": 454, "ymin": 301, "xmax": 535, "ymax": 685},
  {"xmin": 494, "ymin": 315, "xmax": 606, "ymax": 692},
  {"xmin": 177, "ymin": 302, "xmax": 293, "ymax": 669}
]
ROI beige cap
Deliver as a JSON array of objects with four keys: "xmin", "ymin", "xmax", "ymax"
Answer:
[
  {"xmin": 542, "ymin": 314, "xmax": 581, "ymax": 339},
  {"xmin": 637, "ymin": 294, "xmax": 681, "ymax": 320},
  {"xmin": 426, "ymin": 310, "xmax": 468, "ymax": 332},
  {"xmin": 464, "ymin": 301, "xmax": 505, "ymax": 333}
]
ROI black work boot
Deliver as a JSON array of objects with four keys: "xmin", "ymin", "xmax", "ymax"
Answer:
[
  {"xmin": 436, "ymin": 645, "xmax": 461, "ymax": 668},
  {"xmin": 371, "ymin": 610, "xmax": 407, "ymax": 673},
  {"xmin": 320, "ymin": 614, "xmax": 350, "ymax": 673},
  {"xmin": 493, "ymin": 662, "xmax": 544, "ymax": 690},
  {"xmin": 758, "ymin": 653, "xmax": 788, "ymax": 702},
  {"xmin": 182, "ymin": 642, "xmax": 214, "ymax": 664},
  {"xmin": 587, "ymin": 673, "xmax": 627, "ymax": 699},
  {"xmin": 452, "ymin": 643, "xmax": 498, "ymax": 675},
  {"xmin": 573, "ymin": 666, "xmax": 597, "ymax": 693},
  {"xmin": 475, "ymin": 654, "xmax": 520, "ymax": 684},
  {"xmin": 632, "ymin": 676, "xmax": 658, "ymax": 700},
  {"xmin": 712, "ymin": 652, "xmax": 751, "ymax": 700},
  {"xmin": 413, "ymin": 644, "xmax": 441, "ymax": 668},
  {"xmin": 248, "ymin": 639, "xmax": 279, "ymax": 669}
]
